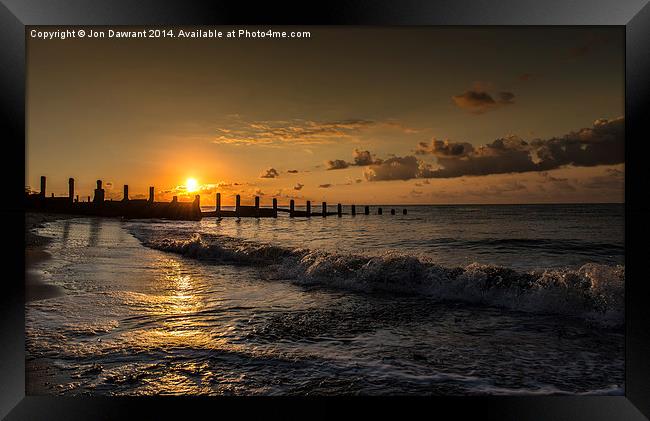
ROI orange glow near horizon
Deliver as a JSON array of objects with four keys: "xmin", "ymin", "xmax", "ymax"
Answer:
[{"xmin": 26, "ymin": 27, "xmax": 624, "ymax": 205}]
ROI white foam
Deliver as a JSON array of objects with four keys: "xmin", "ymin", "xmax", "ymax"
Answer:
[{"xmin": 129, "ymin": 228, "xmax": 624, "ymax": 327}]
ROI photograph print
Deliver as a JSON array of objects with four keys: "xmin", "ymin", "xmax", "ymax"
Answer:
[{"xmin": 25, "ymin": 26, "xmax": 624, "ymax": 396}]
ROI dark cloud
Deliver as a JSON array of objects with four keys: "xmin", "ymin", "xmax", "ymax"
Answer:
[
  {"xmin": 452, "ymin": 90, "xmax": 495, "ymax": 113},
  {"xmin": 364, "ymin": 117, "xmax": 624, "ymax": 181},
  {"xmin": 287, "ymin": 169, "xmax": 299, "ymax": 173},
  {"xmin": 294, "ymin": 183, "xmax": 304, "ymax": 191},
  {"xmin": 325, "ymin": 159, "xmax": 349, "ymax": 170},
  {"xmin": 519, "ymin": 73, "xmax": 534, "ymax": 81},
  {"xmin": 431, "ymin": 117, "xmax": 624, "ymax": 178},
  {"xmin": 364, "ymin": 156, "xmax": 434, "ymax": 181},
  {"xmin": 318, "ymin": 184, "xmax": 332, "ymax": 188},
  {"xmin": 530, "ymin": 117, "xmax": 624, "ymax": 168},
  {"xmin": 426, "ymin": 135, "xmax": 536, "ymax": 178},
  {"xmin": 416, "ymin": 139, "xmax": 474, "ymax": 157},
  {"xmin": 452, "ymin": 89, "xmax": 515, "ymax": 114},
  {"xmin": 352, "ymin": 149, "xmax": 383, "ymax": 166},
  {"xmin": 260, "ymin": 168, "xmax": 280, "ymax": 178},
  {"xmin": 326, "ymin": 149, "xmax": 382, "ymax": 170}
]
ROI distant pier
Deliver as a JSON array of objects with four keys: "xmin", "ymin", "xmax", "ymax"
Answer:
[{"xmin": 25, "ymin": 176, "xmax": 408, "ymax": 221}]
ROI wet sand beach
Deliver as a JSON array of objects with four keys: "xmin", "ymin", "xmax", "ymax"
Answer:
[
  {"xmin": 25, "ymin": 213, "xmax": 70, "ymax": 395},
  {"xmin": 26, "ymin": 213, "xmax": 66, "ymax": 302}
]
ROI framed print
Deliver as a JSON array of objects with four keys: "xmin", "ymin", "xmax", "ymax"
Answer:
[{"xmin": 2, "ymin": 0, "xmax": 650, "ymax": 419}]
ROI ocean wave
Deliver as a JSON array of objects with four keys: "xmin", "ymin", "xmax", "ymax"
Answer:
[{"xmin": 128, "ymin": 227, "xmax": 624, "ymax": 327}]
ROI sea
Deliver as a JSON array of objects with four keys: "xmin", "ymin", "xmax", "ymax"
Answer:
[{"xmin": 26, "ymin": 203, "xmax": 625, "ymax": 396}]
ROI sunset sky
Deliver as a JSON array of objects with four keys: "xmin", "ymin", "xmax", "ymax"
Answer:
[{"xmin": 26, "ymin": 27, "xmax": 624, "ymax": 205}]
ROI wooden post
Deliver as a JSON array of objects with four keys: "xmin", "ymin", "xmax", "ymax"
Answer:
[
  {"xmin": 148, "ymin": 186, "xmax": 154, "ymax": 203},
  {"xmin": 306, "ymin": 201, "xmax": 311, "ymax": 217},
  {"xmin": 378, "ymin": 207, "xmax": 383, "ymax": 215},
  {"xmin": 290, "ymin": 199, "xmax": 295, "ymax": 217},
  {"xmin": 322, "ymin": 201, "xmax": 327, "ymax": 217},
  {"xmin": 236, "ymin": 194, "xmax": 241, "ymax": 216},
  {"xmin": 391, "ymin": 209, "xmax": 395, "ymax": 215},
  {"xmin": 403, "ymin": 209, "xmax": 407, "ymax": 215},
  {"xmin": 40, "ymin": 176, "xmax": 46, "ymax": 197},
  {"xmin": 51, "ymin": 193, "xmax": 54, "ymax": 198},
  {"xmin": 94, "ymin": 180, "xmax": 105, "ymax": 204},
  {"xmin": 87, "ymin": 195, "xmax": 90, "ymax": 202},
  {"xmin": 123, "ymin": 185, "xmax": 129, "ymax": 201},
  {"xmin": 273, "ymin": 198, "xmax": 278, "ymax": 217},
  {"xmin": 364, "ymin": 205, "xmax": 370, "ymax": 215},
  {"xmin": 68, "ymin": 178, "xmax": 74, "ymax": 201},
  {"xmin": 255, "ymin": 196, "xmax": 260, "ymax": 217},
  {"xmin": 337, "ymin": 203, "xmax": 342, "ymax": 217},
  {"xmin": 76, "ymin": 195, "xmax": 79, "ymax": 203},
  {"xmin": 216, "ymin": 193, "xmax": 221, "ymax": 212},
  {"xmin": 351, "ymin": 205, "xmax": 356, "ymax": 216}
]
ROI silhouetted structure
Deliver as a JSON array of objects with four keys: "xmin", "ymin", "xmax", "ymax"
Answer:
[
  {"xmin": 25, "ymin": 177, "xmax": 408, "ymax": 221},
  {"xmin": 68, "ymin": 178, "xmax": 74, "ymax": 202},
  {"xmin": 94, "ymin": 180, "xmax": 105, "ymax": 204},
  {"xmin": 25, "ymin": 176, "xmax": 201, "ymax": 220}
]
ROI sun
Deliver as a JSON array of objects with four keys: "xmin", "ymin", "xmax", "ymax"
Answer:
[{"xmin": 185, "ymin": 178, "xmax": 199, "ymax": 193}]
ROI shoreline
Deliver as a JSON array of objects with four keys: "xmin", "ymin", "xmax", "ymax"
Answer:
[
  {"xmin": 25, "ymin": 213, "xmax": 75, "ymax": 301},
  {"xmin": 25, "ymin": 212, "xmax": 75, "ymax": 395}
]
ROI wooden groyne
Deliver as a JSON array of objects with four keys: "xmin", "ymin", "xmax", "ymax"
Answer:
[
  {"xmin": 24, "ymin": 177, "xmax": 408, "ymax": 221},
  {"xmin": 202, "ymin": 193, "xmax": 408, "ymax": 219},
  {"xmin": 202, "ymin": 193, "xmax": 278, "ymax": 218},
  {"xmin": 25, "ymin": 177, "xmax": 202, "ymax": 220}
]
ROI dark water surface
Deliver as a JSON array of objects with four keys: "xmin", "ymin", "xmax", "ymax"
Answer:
[{"xmin": 26, "ymin": 204, "xmax": 624, "ymax": 395}]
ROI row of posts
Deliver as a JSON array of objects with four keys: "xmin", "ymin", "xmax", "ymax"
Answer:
[
  {"xmin": 38, "ymin": 176, "xmax": 164, "ymax": 204},
  {"xmin": 287, "ymin": 200, "xmax": 407, "ymax": 216},
  {"xmin": 37, "ymin": 178, "xmax": 404, "ymax": 215},
  {"xmin": 215, "ymin": 193, "xmax": 406, "ymax": 216}
]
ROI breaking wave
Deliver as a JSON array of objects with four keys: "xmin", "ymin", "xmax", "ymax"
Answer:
[{"xmin": 129, "ymin": 227, "xmax": 624, "ymax": 327}]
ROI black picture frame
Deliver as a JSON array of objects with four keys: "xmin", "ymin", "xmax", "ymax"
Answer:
[{"xmin": 2, "ymin": 1, "xmax": 649, "ymax": 419}]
